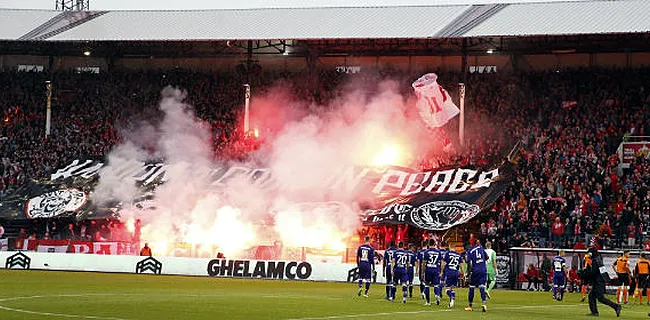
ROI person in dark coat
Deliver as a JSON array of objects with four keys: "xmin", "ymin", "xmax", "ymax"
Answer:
[{"xmin": 579, "ymin": 247, "xmax": 621, "ymax": 317}]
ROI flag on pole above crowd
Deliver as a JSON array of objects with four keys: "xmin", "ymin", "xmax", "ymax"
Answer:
[{"xmin": 412, "ymin": 73, "xmax": 460, "ymax": 129}]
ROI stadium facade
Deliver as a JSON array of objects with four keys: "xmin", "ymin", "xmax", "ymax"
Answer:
[{"xmin": 0, "ymin": 0, "xmax": 649, "ymax": 74}]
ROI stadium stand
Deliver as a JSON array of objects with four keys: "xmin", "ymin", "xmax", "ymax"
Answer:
[
  {"xmin": 1, "ymin": 66, "xmax": 649, "ymax": 253},
  {"xmin": 0, "ymin": 0, "xmax": 650, "ymax": 258}
]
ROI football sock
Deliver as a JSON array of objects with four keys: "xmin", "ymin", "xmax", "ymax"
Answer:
[
  {"xmin": 365, "ymin": 281, "xmax": 370, "ymax": 294},
  {"xmin": 468, "ymin": 286, "xmax": 475, "ymax": 306},
  {"xmin": 424, "ymin": 286, "xmax": 430, "ymax": 304},
  {"xmin": 479, "ymin": 285, "xmax": 487, "ymax": 304}
]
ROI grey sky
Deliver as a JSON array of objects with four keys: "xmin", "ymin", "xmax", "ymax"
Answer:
[{"xmin": 1, "ymin": 0, "xmax": 589, "ymax": 10}]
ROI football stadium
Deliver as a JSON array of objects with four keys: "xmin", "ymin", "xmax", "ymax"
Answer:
[{"xmin": 1, "ymin": 0, "xmax": 650, "ymax": 318}]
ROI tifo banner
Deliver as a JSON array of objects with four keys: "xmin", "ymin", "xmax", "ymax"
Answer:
[
  {"xmin": 0, "ymin": 251, "xmax": 364, "ymax": 282},
  {"xmin": 360, "ymin": 164, "xmax": 513, "ymax": 230},
  {"xmin": 0, "ymin": 158, "xmax": 513, "ymax": 230}
]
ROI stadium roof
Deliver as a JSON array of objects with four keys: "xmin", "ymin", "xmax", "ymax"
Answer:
[
  {"xmin": 0, "ymin": 9, "xmax": 60, "ymax": 40},
  {"xmin": 0, "ymin": 0, "xmax": 648, "ymax": 41}
]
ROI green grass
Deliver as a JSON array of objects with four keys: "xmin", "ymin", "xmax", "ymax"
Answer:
[{"xmin": 0, "ymin": 269, "xmax": 647, "ymax": 319}]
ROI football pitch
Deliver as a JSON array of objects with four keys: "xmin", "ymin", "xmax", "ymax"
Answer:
[{"xmin": 1, "ymin": 270, "xmax": 648, "ymax": 319}]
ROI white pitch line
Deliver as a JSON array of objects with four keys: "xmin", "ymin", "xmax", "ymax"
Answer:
[
  {"xmin": 0, "ymin": 305, "xmax": 130, "ymax": 320},
  {"xmin": 281, "ymin": 303, "xmax": 581, "ymax": 320},
  {"xmin": 282, "ymin": 309, "xmax": 452, "ymax": 320},
  {"xmin": 0, "ymin": 294, "xmax": 132, "ymax": 320}
]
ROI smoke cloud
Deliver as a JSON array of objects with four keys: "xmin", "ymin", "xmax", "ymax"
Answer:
[{"xmin": 94, "ymin": 76, "xmax": 452, "ymax": 259}]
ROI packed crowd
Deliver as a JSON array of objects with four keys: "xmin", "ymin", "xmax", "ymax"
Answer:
[{"xmin": 1, "ymin": 65, "xmax": 649, "ymax": 251}]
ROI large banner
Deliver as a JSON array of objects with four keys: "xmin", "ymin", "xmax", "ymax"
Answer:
[
  {"xmin": 360, "ymin": 164, "xmax": 513, "ymax": 230},
  {"xmin": 20, "ymin": 240, "xmax": 134, "ymax": 255},
  {"xmin": 0, "ymin": 159, "xmax": 513, "ymax": 230}
]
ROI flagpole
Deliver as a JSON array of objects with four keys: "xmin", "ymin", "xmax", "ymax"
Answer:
[
  {"xmin": 243, "ymin": 84, "xmax": 251, "ymax": 134},
  {"xmin": 45, "ymin": 80, "xmax": 52, "ymax": 137},
  {"xmin": 459, "ymin": 83, "xmax": 465, "ymax": 148}
]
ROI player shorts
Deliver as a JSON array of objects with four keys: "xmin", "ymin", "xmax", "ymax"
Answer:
[
  {"xmin": 470, "ymin": 272, "xmax": 487, "ymax": 287},
  {"xmin": 385, "ymin": 267, "xmax": 393, "ymax": 284},
  {"xmin": 424, "ymin": 269, "xmax": 440, "ymax": 287},
  {"xmin": 617, "ymin": 273, "xmax": 630, "ymax": 286},
  {"xmin": 487, "ymin": 272, "xmax": 495, "ymax": 282},
  {"xmin": 553, "ymin": 275, "xmax": 566, "ymax": 287},
  {"xmin": 638, "ymin": 274, "xmax": 649, "ymax": 289},
  {"xmin": 444, "ymin": 272, "xmax": 459, "ymax": 287},
  {"xmin": 407, "ymin": 269, "xmax": 415, "ymax": 284},
  {"xmin": 393, "ymin": 269, "xmax": 409, "ymax": 286},
  {"xmin": 358, "ymin": 264, "xmax": 372, "ymax": 280}
]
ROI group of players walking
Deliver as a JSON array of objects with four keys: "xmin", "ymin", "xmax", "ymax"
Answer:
[
  {"xmin": 356, "ymin": 236, "xmax": 650, "ymax": 316},
  {"xmin": 355, "ymin": 236, "xmax": 497, "ymax": 312}
]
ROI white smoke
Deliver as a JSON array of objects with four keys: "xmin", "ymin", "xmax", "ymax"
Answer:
[{"xmin": 95, "ymin": 77, "xmax": 445, "ymax": 258}]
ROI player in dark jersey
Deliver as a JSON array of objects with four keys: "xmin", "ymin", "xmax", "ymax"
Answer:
[
  {"xmin": 441, "ymin": 242, "xmax": 462, "ymax": 308},
  {"xmin": 407, "ymin": 244, "xmax": 417, "ymax": 298},
  {"xmin": 383, "ymin": 241, "xmax": 397, "ymax": 301},
  {"xmin": 465, "ymin": 240, "xmax": 488, "ymax": 312},
  {"xmin": 423, "ymin": 238, "xmax": 442, "ymax": 306},
  {"xmin": 552, "ymin": 250, "xmax": 568, "ymax": 301},
  {"xmin": 356, "ymin": 236, "xmax": 375, "ymax": 297},
  {"xmin": 437, "ymin": 240, "xmax": 448, "ymax": 302},
  {"xmin": 392, "ymin": 241, "xmax": 411, "ymax": 303},
  {"xmin": 416, "ymin": 240, "xmax": 427, "ymax": 299}
]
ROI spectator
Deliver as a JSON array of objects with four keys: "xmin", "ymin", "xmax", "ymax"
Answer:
[
  {"xmin": 524, "ymin": 264, "xmax": 541, "ymax": 291},
  {"xmin": 552, "ymin": 217, "xmax": 564, "ymax": 248},
  {"xmin": 140, "ymin": 243, "xmax": 152, "ymax": 256},
  {"xmin": 627, "ymin": 223, "xmax": 637, "ymax": 248}
]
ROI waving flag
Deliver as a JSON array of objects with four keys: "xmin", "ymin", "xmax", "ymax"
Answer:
[{"xmin": 412, "ymin": 73, "xmax": 460, "ymax": 128}]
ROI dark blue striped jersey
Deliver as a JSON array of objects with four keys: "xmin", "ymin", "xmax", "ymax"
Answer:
[
  {"xmin": 383, "ymin": 247, "xmax": 397, "ymax": 270},
  {"xmin": 423, "ymin": 247, "xmax": 442, "ymax": 271},
  {"xmin": 357, "ymin": 244, "xmax": 375, "ymax": 265},
  {"xmin": 407, "ymin": 250, "xmax": 416, "ymax": 271},
  {"xmin": 393, "ymin": 249, "xmax": 410, "ymax": 272},
  {"xmin": 443, "ymin": 250, "xmax": 462, "ymax": 274},
  {"xmin": 552, "ymin": 256, "xmax": 567, "ymax": 277},
  {"xmin": 465, "ymin": 245, "xmax": 487, "ymax": 274}
]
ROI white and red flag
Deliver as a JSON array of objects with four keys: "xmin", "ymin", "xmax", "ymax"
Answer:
[
  {"xmin": 562, "ymin": 100, "xmax": 578, "ymax": 110},
  {"xmin": 412, "ymin": 73, "xmax": 460, "ymax": 128}
]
